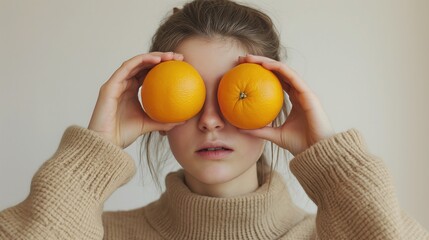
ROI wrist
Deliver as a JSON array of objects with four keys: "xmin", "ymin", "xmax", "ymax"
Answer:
[{"xmin": 87, "ymin": 126, "xmax": 118, "ymax": 147}]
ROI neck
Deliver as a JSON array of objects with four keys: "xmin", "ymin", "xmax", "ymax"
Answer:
[
  {"xmin": 144, "ymin": 170, "xmax": 307, "ymax": 239},
  {"xmin": 183, "ymin": 164, "xmax": 259, "ymax": 198}
]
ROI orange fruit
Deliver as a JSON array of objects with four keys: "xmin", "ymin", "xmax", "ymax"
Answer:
[
  {"xmin": 141, "ymin": 61, "xmax": 206, "ymax": 123},
  {"xmin": 217, "ymin": 63, "xmax": 284, "ymax": 129}
]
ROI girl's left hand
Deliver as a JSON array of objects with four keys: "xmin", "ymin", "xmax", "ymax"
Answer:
[{"xmin": 238, "ymin": 54, "xmax": 335, "ymax": 156}]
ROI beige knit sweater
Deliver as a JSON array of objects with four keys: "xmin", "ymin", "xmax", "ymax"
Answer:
[{"xmin": 0, "ymin": 126, "xmax": 428, "ymax": 239}]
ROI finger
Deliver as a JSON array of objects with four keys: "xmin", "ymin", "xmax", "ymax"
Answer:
[
  {"xmin": 238, "ymin": 54, "xmax": 310, "ymax": 94},
  {"xmin": 155, "ymin": 52, "xmax": 184, "ymax": 60},
  {"xmin": 238, "ymin": 54, "xmax": 276, "ymax": 64},
  {"xmin": 123, "ymin": 52, "xmax": 181, "ymax": 79},
  {"xmin": 110, "ymin": 54, "xmax": 162, "ymax": 83},
  {"xmin": 105, "ymin": 52, "xmax": 185, "ymax": 98},
  {"xmin": 148, "ymin": 51, "xmax": 178, "ymax": 60},
  {"xmin": 174, "ymin": 53, "xmax": 184, "ymax": 61},
  {"xmin": 158, "ymin": 52, "xmax": 184, "ymax": 62},
  {"xmin": 134, "ymin": 52, "xmax": 184, "ymax": 86},
  {"xmin": 239, "ymin": 55, "xmax": 290, "ymax": 92},
  {"xmin": 238, "ymin": 55, "xmax": 290, "ymax": 93},
  {"xmin": 261, "ymin": 61, "xmax": 310, "ymax": 94},
  {"xmin": 110, "ymin": 52, "xmax": 183, "ymax": 84}
]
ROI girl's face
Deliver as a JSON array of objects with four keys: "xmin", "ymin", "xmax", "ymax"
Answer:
[{"xmin": 166, "ymin": 37, "xmax": 266, "ymax": 197}]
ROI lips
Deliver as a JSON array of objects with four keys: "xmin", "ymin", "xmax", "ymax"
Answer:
[
  {"xmin": 196, "ymin": 144, "xmax": 233, "ymax": 152},
  {"xmin": 196, "ymin": 142, "xmax": 233, "ymax": 159}
]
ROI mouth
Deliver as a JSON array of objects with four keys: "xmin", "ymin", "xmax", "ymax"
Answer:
[
  {"xmin": 196, "ymin": 144, "xmax": 233, "ymax": 159},
  {"xmin": 197, "ymin": 147, "xmax": 233, "ymax": 152}
]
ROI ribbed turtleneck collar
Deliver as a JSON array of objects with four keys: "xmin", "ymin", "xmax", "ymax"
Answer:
[{"xmin": 144, "ymin": 170, "xmax": 306, "ymax": 240}]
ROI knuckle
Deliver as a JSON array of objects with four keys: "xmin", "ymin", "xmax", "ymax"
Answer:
[
  {"xmin": 99, "ymin": 82, "xmax": 112, "ymax": 94},
  {"xmin": 120, "ymin": 60, "xmax": 130, "ymax": 71}
]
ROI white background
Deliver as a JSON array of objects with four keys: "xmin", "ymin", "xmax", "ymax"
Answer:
[{"xmin": 1, "ymin": 0, "xmax": 428, "ymax": 230}]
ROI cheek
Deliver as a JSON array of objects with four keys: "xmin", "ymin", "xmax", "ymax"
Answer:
[
  {"xmin": 239, "ymin": 134, "xmax": 266, "ymax": 159},
  {"xmin": 166, "ymin": 135, "xmax": 185, "ymax": 163},
  {"xmin": 166, "ymin": 124, "xmax": 193, "ymax": 158}
]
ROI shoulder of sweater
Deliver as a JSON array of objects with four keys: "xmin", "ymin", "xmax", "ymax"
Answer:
[{"xmin": 0, "ymin": 126, "xmax": 137, "ymax": 240}]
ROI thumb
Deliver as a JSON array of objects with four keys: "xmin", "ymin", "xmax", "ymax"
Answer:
[{"xmin": 239, "ymin": 126, "xmax": 282, "ymax": 145}]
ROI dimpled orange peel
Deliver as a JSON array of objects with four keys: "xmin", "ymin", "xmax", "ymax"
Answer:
[
  {"xmin": 217, "ymin": 63, "xmax": 284, "ymax": 129},
  {"xmin": 141, "ymin": 61, "xmax": 206, "ymax": 123}
]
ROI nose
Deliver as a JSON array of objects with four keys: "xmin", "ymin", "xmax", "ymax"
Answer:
[{"xmin": 198, "ymin": 96, "xmax": 225, "ymax": 132}]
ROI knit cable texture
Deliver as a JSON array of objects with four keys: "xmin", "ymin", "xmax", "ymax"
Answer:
[{"xmin": 0, "ymin": 127, "xmax": 428, "ymax": 239}]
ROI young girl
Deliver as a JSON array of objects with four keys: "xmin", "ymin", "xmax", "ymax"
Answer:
[{"xmin": 0, "ymin": 0, "xmax": 428, "ymax": 239}]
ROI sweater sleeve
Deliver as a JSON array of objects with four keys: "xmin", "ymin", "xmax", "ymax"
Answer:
[
  {"xmin": 0, "ymin": 126, "xmax": 136, "ymax": 240},
  {"xmin": 289, "ymin": 129, "xmax": 429, "ymax": 240}
]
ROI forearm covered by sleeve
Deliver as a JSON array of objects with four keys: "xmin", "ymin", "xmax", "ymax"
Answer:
[
  {"xmin": 289, "ymin": 129, "xmax": 429, "ymax": 239},
  {"xmin": 0, "ymin": 126, "xmax": 136, "ymax": 240}
]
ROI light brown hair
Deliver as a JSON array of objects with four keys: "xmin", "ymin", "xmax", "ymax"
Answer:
[{"xmin": 141, "ymin": 0, "xmax": 289, "ymax": 190}]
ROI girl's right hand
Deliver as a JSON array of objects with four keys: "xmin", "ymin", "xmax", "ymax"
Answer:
[{"xmin": 88, "ymin": 52, "xmax": 184, "ymax": 148}]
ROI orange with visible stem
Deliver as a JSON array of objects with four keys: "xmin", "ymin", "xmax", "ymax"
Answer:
[{"xmin": 218, "ymin": 63, "xmax": 284, "ymax": 129}]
